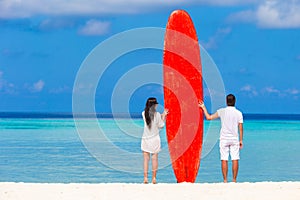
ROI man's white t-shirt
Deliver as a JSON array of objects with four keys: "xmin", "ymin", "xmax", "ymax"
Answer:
[{"xmin": 217, "ymin": 106, "xmax": 243, "ymax": 141}]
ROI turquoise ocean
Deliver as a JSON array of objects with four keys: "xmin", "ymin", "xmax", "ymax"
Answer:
[{"xmin": 0, "ymin": 113, "xmax": 299, "ymax": 183}]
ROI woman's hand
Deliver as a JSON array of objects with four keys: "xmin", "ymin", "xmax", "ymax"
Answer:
[
  {"xmin": 163, "ymin": 109, "xmax": 169, "ymax": 116},
  {"xmin": 161, "ymin": 109, "xmax": 169, "ymax": 121}
]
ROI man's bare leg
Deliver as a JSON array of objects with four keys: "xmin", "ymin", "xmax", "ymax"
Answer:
[
  {"xmin": 221, "ymin": 160, "xmax": 228, "ymax": 183},
  {"xmin": 232, "ymin": 160, "xmax": 239, "ymax": 183},
  {"xmin": 152, "ymin": 153, "xmax": 158, "ymax": 184},
  {"xmin": 143, "ymin": 152, "xmax": 150, "ymax": 183}
]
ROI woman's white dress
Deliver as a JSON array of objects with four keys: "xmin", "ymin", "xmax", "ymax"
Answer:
[{"xmin": 141, "ymin": 111, "xmax": 165, "ymax": 154}]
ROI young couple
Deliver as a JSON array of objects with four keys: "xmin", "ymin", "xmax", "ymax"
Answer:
[{"xmin": 141, "ymin": 94, "xmax": 243, "ymax": 184}]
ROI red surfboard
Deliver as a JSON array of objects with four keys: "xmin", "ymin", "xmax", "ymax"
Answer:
[{"xmin": 163, "ymin": 10, "xmax": 203, "ymax": 183}]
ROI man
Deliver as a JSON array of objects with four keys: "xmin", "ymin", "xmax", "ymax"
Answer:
[{"xmin": 199, "ymin": 94, "xmax": 243, "ymax": 183}]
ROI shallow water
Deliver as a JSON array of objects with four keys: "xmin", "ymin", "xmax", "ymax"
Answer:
[{"xmin": 0, "ymin": 116, "xmax": 299, "ymax": 183}]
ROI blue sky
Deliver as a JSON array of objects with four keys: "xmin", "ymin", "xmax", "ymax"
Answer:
[{"xmin": 0, "ymin": 0, "xmax": 300, "ymax": 114}]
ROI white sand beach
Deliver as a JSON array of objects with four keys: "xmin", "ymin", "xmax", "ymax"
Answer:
[{"xmin": 1, "ymin": 182, "xmax": 299, "ymax": 200}]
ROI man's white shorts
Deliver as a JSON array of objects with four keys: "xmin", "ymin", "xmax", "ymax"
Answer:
[{"xmin": 219, "ymin": 140, "xmax": 240, "ymax": 161}]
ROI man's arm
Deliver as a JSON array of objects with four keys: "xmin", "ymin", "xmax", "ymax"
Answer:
[
  {"xmin": 239, "ymin": 123, "xmax": 243, "ymax": 149},
  {"xmin": 198, "ymin": 101, "xmax": 219, "ymax": 120}
]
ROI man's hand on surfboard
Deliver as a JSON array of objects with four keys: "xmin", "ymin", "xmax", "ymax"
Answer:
[{"xmin": 198, "ymin": 101, "xmax": 205, "ymax": 109}]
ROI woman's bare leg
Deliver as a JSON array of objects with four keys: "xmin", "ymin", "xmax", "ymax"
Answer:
[
  {"xmin": 152, "ymin": 153, "xmax": 158, "ymax": 184},
  {"xmin": 143, "ymin": 152, "xmax": 150, "ymax": 183}
]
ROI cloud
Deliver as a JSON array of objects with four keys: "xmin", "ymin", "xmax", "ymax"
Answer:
[
  {"xmin": 0, "ymin": 71, "xmax": 5, "ymax": 90},
  {"xmin": 78, "ymin": 20, "xmax": 110, "ymax": 36},
  {"xmin": 227, "ymin": 10, "xmax": 255, "ymax": 24},
  {"xmin": 203, "ymin": 87, "xmax": 225, "ymax": 98},
  {"xmin": 286, "ymin": 89, "xmax": 300, "ymax": 95},
  {"xmin": 1, "ymin": 49, "xmax": 25, "ymax": 58},
  {"xmin": 238, "ymin": 67, "xmax": 255, "ymax": 76},
  {"xmin": 1, "ymin": 75, "xmax": 71, "ymax": 95},
  {"xmin": 263, "ymin": 86, "xmax": 281, "ymax": 94},
  {"xmin": 240, "ymin": 84, "xmax": 258, "ymax": 97},
  {"xmin": 39, "ymin": 18, "xmax": 76, "ymax": 31},
  {"xmin": 28, "ymin": 80, "xmax": 45, "ymax": 93},
  {"xmin": 241, "ymin": 85, "xmax": 300, "ymax": 98},
  {"xmin": 0, "ymin": 71, "xmax": 17, "ymax": 94},
  {"xmin": 49, "ymin": 86, "xmax": 71, "ymax": 94},
  {"xmin": 228, "ymin": 0, "xmax": 300, "ymax": 28},
  {"xmin": 0, "ymin": 0, "xmax": 260, "ymax": 19},
  {"xmin": 261, "ymin": 86, "xmax": 290, "ymax": 98},
  {"xmin": 201, "ymin": 27, "xmax": 231, "ymax": 49},
  {"xmin": 202, "ymin": 0, "xmax": 260, "ymax": 6},
  {"xmin": 73, "ymin": 83, "xmax": 95, "ymax": 95}
]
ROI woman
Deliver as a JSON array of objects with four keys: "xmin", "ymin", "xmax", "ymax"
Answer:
[{"xmin": 141, "ymin": 97, "xmax": 168, "ymax": 184}]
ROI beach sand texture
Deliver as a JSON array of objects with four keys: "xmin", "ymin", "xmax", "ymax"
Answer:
[{"xmin": 1, "ymin": 182, "xmax": 299, "ymax": 200}]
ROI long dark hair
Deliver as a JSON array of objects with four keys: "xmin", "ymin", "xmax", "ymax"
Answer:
[{"xmin": 144, "ymin": 97, "xmax": 158, "ymax": 129}]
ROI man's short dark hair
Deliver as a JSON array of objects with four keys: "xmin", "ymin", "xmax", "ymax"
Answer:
[{"xmin": 226, "ymin": 94, "xmax": 236, "ymax": 106}]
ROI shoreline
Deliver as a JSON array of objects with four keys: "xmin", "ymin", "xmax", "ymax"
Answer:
[
  {"xmin": 1, "ymin": 182, "xmax": 300, "ymax": 200},
  {"xmin": 1, "ymin": 112, "xmax": 300, "ymax": 120}
]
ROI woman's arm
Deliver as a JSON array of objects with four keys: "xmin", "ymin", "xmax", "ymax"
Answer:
[
  {"xmin": 161, "ymin": 109, "xmax": 169, "ymax": 121},
  {"xmin": 156, "ymin": 109, "xmax": 168, "ymax": 129},
  {"xmin": 198, "ymin": 101, "xmax": 219, "ymax": 120}
]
